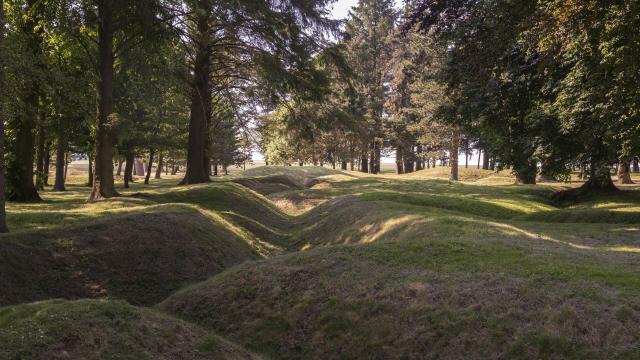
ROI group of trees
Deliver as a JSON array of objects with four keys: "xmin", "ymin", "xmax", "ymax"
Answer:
[
  {"xmin": 0, "ymin": 0, "xmax": 339, "ymax": 232},
  {"xmin": 260, "ymin": 0, "xmax": 640, "ymax": 190},
  {"xmin": 1, "ymin": 0, "xmax": 638, "ymax": 231}
]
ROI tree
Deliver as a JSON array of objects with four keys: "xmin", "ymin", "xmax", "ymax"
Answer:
[
  {"xmin": 4, "ymin": 0, "xmax": 45, "ymax": 201},
  {"xmin": 0, "ymin": 0, "xmax": 10, "ymax": 232},
  {"xmin": 176, "ymin": 0, "xmax": 338, "ymax": 184},
  {"xmin": 344, "ymin": 0, "xmax": 397, "ymax": 174}
]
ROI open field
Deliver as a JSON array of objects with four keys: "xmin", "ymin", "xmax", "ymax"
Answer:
[{"xmin": 2, "ymin": 165, "xmax": 640, "ymax": 359}]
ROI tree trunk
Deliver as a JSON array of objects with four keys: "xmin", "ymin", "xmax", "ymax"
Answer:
[
  {"xmin": 617, "ymin": 158, "xmax": 634, "ymax": 184},
  {"xmin": 53, "ymin": 131, "xmax": 66, "ymax": 192},
  {"xmin": 482, "ymin": 149, "xmax": 490, "ymax": 170},
  {"xmin": 116, "ymin": 158, "xmax": 123, "ymax": 176},
  {"xmin": 632, "ymin": 158, "xmax": 639, "ymax": 173},
  {"xmin": 155, "ymin": 152, "xmax": 163, "ymax": 179},
  {"xmin": 514, "ymin": 160, "xmax": 537, "ymax": 185},
  {"xmin": 414, "ymin": 145, "xmax": 422, "ymax": 171},
  {"xmin": 134, "ymin": 157, "xmax": 145, "ymax": 177},
  {"xmin": 90, "ymin": 0, "xmax": 119, "ymax": 200},
  {"xmin": 477, "ymin": 150, "xmax": 481, "ymax": 169},
  {"xmin": 123, "ymin": 151, "xmax": 134, "ymax": 188},
  {"xmin": 341, "ymin": 161, "xmax": 348, "ymax": 170},
  {"xmin": 87, "ymin": 154, "xmax": 94, "ymax": 187},
  {"xmin": 396, "ymin": 146, "xmax": 404, "ymax": 174},
  {"xmin": 144, "ymin": 149, "xmax": 154, "ymax": 184},
  {"xmin": 360, "ymin": 154, "xmax": 369, "ymax": 173},
  {"xmin": 0, "ymin": 0, "xmax": 9, "ymax": 232},
  {"xmin": 171, "ymin": 165, "xmax": 179, "ymax": 175},
  {"xmin": 450, "ymin": 128, "xmax": 460, "ymax": 181},
  {"xmin": 35, "ymin": 109, "xmax": 46, "ymax": 190},
  {"xmin": 181, "ymin": 0, "xmax": 212, "ymax": 185}
]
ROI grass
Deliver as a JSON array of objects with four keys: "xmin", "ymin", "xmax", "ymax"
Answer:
[
  {"xmin": 4, "ymin": 164, "xmax": 640, "ymax": 358},
  {"xmin": 0, "ymin": 299, "xmax": 258, "ymax": 360}
]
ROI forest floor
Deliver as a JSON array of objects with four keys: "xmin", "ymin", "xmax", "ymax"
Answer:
[{"xmin": 2, "ymin": 165, "xmax": 640, "ymax": 359}]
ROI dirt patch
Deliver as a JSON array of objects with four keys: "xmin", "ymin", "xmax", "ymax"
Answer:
[{"xmin": 0, "ymin": 208, "xmax": 260, "ymax": 306}]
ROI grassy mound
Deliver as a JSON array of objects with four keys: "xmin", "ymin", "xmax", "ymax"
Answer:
[
  {"xmin": 0, "ymin": 205, "xmax": 260, "ymax": 306},
  {"xmin": 401, "ymin": 166, "xmax": 514, "ymax": 183},
  {"xmin": 232, "ymin": 175, "xmax": 304, "ymax": 195},
  {"xmin": 0, "ymin": 299, "xmax": 258, "ymax": 359},
  {"xmin": 160, "ymin": 242, "xmax": 640, "ymax": 359},
  {"xmin": 243, "ymin": 166, "xmax": 344, "ymax": 187}
]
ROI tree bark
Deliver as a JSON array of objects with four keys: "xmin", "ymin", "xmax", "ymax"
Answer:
[
  {"xmin": 116, "ymin": 158, "xmax": 123, "ymax": 176},
  {"xmin": 0, "ymin": 0, "xmax": 9, "ymax": 232},
  {"xmin": 181, "ymin": 0, "xmax": 212, "ymax": 185},
  {"xmin": 124, "ymin": 151, "xmax": 134, "ymax": 188},
  {"xmin": 90, "ymin": 0, "xmax": 119, "ymax": 200},
  {"xmin": 87, "ymin": 154, "xmax": 94, "ymax": 187},
  {"xmin": 155, "ymin": 152, "xmax": 163, "ymax": 179},
  {"xmin": 6, "ymin": 0, "xmax": 41, "ymax": 201},
  {"xmin": 134, "ymin": 157, "xmax": 145, "ymax": 177},
  {"xmin": 144, "ymin": 149, "xmax": 154, "ymax": 184},
  {"xmin": 515, "ymin": 160, "xmax": 537, "ymax": 185},
  {"xmin": 35, "ymin": 108, "xmax": 46, "ymax": 190},
  {"xmin": 53, "ymin": 131, "xmax": 66, "ymax": 192},
  {"xmin": 341, "ymin": 161, "xmax": 348, "ymax": 170},
  {"xmin": 396, "ymin": 146, "xmax": 404, "ymax": 174},
  {"xmin": 450, "ymin": 128, "xmax": 460, "ymax": 181},
  {"xmin": 617, "ymin": 158, "xmax": 634, "ymax": 184},
  {"xmin": 482, "ymin": 149, "xmax": 490, "ymax": 170},
  {"xmin": 360, "ymin": 154, "xmax": 369, "ymax": 173}
]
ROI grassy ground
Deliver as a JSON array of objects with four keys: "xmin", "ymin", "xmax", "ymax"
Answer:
[{"xmin": 3, "ymin": 164, "xmax": 640, "ymax": 358}]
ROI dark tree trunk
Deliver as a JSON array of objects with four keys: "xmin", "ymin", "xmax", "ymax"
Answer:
[
  {"xmin": 181, "ymin": 0, "xmax": 212, "ymax": 185},
  {"xmin": 404, "ymin": 159, "xmax": 414, "ymax": 174},
  {"xmin": 617, "ymin": 158, "xmax": 634, "ymax": 184},
  {"xmin": 144, "ymin": 149, "xmax": 154, "ymax": 184},
  {"xmin": 632, "ymin": 158, "xmax": 639, "ymax": 173},
  {"xmin": 450, "ymin": 128, "xmax": 460, "ymax": 181},
  {"xmin": 482, "ymin": 149, "xmax": 490, "ymax": 170},
  {"xmin": 171, "ymin": 165, "xmax": 179, "ymax": 175},
  {"xmin": 477, "ymin": 150, "xmax": 481, "ymax": 169},
  {"xmin": 396, "ymin": 146, "xmax": 404, "ymax": 174},
  {"xmin": 155, "ymin": 152, "xmax": 163, "ymax": 179},
  {"xmin": 90, "ymin": 0, "xmax": 119, "ymax": 200},
  {"xmin": 53, "ymin": 131, "xmax": 66, "ymax": 192},
  {"xmin": 35, "ymin": 109, "xmax": 46, "ymax": 190},
  {"xmin": 124, "ymin": 151, "xmax": 134, "ymax": 188},
  {"xmin": 489, "ymin": 157, "xmax": 496, "ymax": 171},
  {"xmin": 87, "ymin": 154, "xmax": 94, "ymax": 187},
  {"xmin": 7, "ymin": 0, "xmax": 41, "ymax": 201},
  {"xmin": 116, "ymin": 158, "xmax": 123, "ymax": 176},
  {"xmin": 374, "ymin": 142, "xmax": 381, "ymax": 174},
  {"xmin": 0, "ymin": 0, "xmax": 9, "ymax": 232},
  {"xmin": 360, "ymin": 154, "xmax": 369, "ymax": 173},
  {"xmin": 341, "ymin": 161, "xmax": 348, "ymax": 170},
  {"xmin": 514, "ymin": 160, "xmax": 537, "ymax": 185},
  {"xmin": 213, "ymin": 162, "xmax": 218, "ymax": 176}
]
